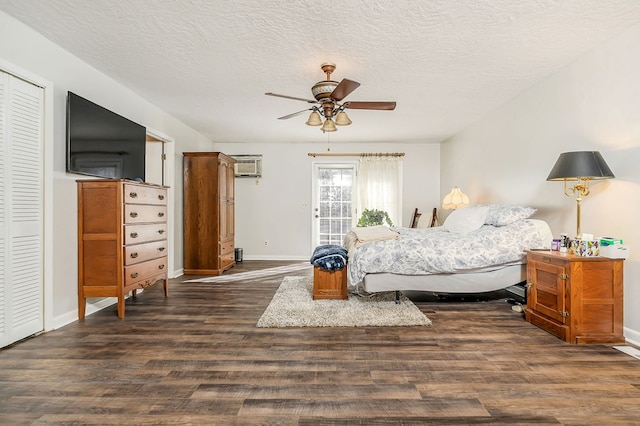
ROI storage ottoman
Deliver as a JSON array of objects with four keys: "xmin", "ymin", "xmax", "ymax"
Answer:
[{"xmin": 313, "ymin": 266, "xmax": 348, "ymax": 300}]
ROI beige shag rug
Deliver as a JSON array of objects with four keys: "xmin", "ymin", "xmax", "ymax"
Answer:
[{"xmin": 256, "ymin": 276, "xmax": 432, "ymax": 328}]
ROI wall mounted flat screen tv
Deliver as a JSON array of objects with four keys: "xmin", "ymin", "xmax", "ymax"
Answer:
[{"xmin": 66, "ymin": 92, "xmax": 146, "ymax": 180}]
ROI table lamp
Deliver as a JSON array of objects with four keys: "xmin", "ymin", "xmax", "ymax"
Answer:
[
  {"xmin": 442, "ymin": 187, "xmax": 470, "ymax": 210},
  {"xmin": 546, "ymin": 151, "xmax": 614, "ymax": 238}
]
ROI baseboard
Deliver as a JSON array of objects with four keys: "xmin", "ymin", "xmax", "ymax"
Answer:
[
  {"xmin": 244, "ymin": 255, "xmax": 309, "ymax": 261},
  {"xmin": 51, "ymin": 296, "xmax": 120, "ymax": 330},
  {"xmin": 624, "ymin": 327, "xmax": 640, "ymax": 347},
  {"xmin": 52, "ymin": 292, "xmax": 152, "ymax": 330}
]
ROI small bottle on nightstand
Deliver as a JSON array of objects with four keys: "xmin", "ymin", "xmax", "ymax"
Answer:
[{"xmin": 559, "ymin": 233, "xmax": 568, "ymax": 253}]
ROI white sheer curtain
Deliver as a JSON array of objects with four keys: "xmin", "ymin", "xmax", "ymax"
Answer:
[{"xmin": 356, "ymin": 157, "xmax": 403, "ymax": 226}]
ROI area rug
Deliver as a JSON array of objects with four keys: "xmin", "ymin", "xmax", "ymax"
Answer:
[
  {"xmin": 183, "ymin": 262, "xmax": 311, "ymax": 283},
  {"xmin": 256, "ymin": 276, "xmax": 432, "ymax": 327}
]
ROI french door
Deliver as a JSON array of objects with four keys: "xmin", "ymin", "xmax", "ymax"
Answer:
[{"xmin": 312, "ymin": 163, "xmax": 356, "ymax": 248}]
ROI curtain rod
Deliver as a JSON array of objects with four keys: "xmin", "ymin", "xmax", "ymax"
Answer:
[{"xmin": 307, "ymin": 152, "xmax": 405, "ymax": 158}]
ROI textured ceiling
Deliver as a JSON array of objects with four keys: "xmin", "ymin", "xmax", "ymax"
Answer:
[{"xmin": 2, "ymin": 0, "xmax": 640, "ymax": 144}]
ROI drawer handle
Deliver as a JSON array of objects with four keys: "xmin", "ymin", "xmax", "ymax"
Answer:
[
  {"xmin": 130, "ymin": 211, "xmax": 139, "ymax": 218},
  {"xmin": 158, "ymin": 229, "xmax": 165, "ymax": 234},
  {"xmin": 158, "ymin": 247, "xmax": 165, "ymax": 252},
  {"xmin": 158, "ymin": 195, "xmax": 165, "ymax": 200},
  {"xmin": 130, "ymin": 272, "xmax": 139, "ymax": 279},
  {"xmin": 158, "ymin": 264, "xmax": 165, "ymax": 270},
  {"xmin": 129, "ymin": 192, "xmax": 138, "ymax": 198},
  {"xmin": 130, "ymin": 252, "xmax": 138, "ymax": 259},
  {"xmin": 158, "ymin": 212, "xmax": 165, "ymax": 217},
  {"xmin": 130, "ymin": 232, "xmax": 139, "ymax": 238}
]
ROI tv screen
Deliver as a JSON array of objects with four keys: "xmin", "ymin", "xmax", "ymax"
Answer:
[{"xmin": 66, "ymin": 92, "xmax": 146, "ymax": 181}]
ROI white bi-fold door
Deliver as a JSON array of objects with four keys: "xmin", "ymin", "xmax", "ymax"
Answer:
[{"xmin": 0, "ymin": 70, "xmax": 44, "ymax": 347}]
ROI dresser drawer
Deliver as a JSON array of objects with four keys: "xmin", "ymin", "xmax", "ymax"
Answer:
[
  {"xmin": 220, "ymin": 251, "xmax": 235, "ymax": 270},
  {"xmin": 219, "ymin": 240, "xmax": 234, "ymax": 270},
  {"xmin": 124, "ymin": 256, "xmax": 168, "ymax": 286},
  {"xmin": 124, "ymin": 184, "xmax": 167, "ymax": 205},
  {"xmin": 124, "ymin": 223, "xmax": 167, "ymax": 244},
  {"xmin": 220, "ymin": 240, "xmax": 234, "ymax": 256},
  {"xmin": 124, "ymin": 204, "xmax": 167, "ymax": 224},
  {"xmin": 124, "ymin": 240, "xmax": 168, "ymax": 266}
]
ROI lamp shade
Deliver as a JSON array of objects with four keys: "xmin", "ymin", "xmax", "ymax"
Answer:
[
  {"xmin": 321, "ymin": 118, "xmax": 337, "ymax": 132},
  {"xmin": 547, "ymin": 151, "xmax": 615, "ymax": 181},
  {"xmin": 305, "ymin": 111, "xmax": 322, "ymax": 126},
  {"xmin": 335, "ymin": 111, "xmax": 352, "ymax": 126},
  {"xmin": 442, "ymin": 187, "xmax": 470, "ymax": 210}
]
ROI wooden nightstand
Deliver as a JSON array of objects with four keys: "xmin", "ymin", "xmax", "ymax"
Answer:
[{"xmin": 525, "ymin": 250, "xmax": 624, "ymax": 344}]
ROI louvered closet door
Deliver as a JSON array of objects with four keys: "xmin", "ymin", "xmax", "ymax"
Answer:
[{"xmin": 0, "ymin": 71, "xmax": 44, "ymax": 348}]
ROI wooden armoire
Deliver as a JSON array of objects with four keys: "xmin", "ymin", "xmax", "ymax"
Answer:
[{"xmin": 183, "ymin": 152, "xmax": 236, "ymax": 275}]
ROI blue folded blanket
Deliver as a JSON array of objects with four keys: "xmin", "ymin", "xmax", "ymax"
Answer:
[{"xmin": 310, "ymin": 244, "xmax": 348, "ymax": 271}]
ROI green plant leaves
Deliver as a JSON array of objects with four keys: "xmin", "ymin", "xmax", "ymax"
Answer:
[{"xmin": 357, "ymin": 209, "xmax": 393, "ymax": 227}]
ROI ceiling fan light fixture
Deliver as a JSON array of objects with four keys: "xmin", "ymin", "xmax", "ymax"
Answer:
[
  {"xmin": 305, "ymin": 111, "xmax": 322, "ymax": 126},
  {"xmin": 321, "ymin": 118, "xmax": 337, "ymax": 132},
  {"xmin": 335, "ymin": 111, "xmax": 352, "ymax": 126},
  {"xmin": 266, "ymin": 63, "xmax": 397, "ymax": 133}
]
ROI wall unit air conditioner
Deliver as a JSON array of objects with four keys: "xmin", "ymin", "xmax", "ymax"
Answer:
[{"xmin": 230, "ymin": 155, "xmax": 262, "ymax": 178}]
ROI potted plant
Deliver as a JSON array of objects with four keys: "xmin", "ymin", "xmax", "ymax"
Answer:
[{"xmin": 357, "ymin": 209, "xmax": 394, "ymax": 227}]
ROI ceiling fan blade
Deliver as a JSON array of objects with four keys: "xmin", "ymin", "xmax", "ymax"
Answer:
[
  {"xmin": 277, "ymin": 109, "xmax": 312, "ymax": 120},
  {"xmin": 330, "ymin": 79, "xmax": 361, "ymax": 102},
  {"xmin": 265, "ymin": 92, "xmax": 317, "ymax": 103},
  {"xmin": 343, "ymin": 101, "xmax": 397, "ymax": 110}
]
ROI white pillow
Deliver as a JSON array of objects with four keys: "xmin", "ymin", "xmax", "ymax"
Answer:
[
  {"xmin": 484, "ymin": 205, "xmax": 537, "ymax": 226},
  {"xmin": 443, "ymin": 206, "xmax": 489, "ymax": 234}
]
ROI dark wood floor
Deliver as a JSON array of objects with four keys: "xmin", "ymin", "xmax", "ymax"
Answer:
[{"xmin": 2, "ymin": 261, "xmax": 640, "ymax": 425}]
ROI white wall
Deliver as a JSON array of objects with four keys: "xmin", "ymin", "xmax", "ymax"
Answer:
[
  {"xmin": 213, "ymin": 142, "xmax": 440, "ymax": 259},
  {"xmin": 441, "ymin": 22, "xmax": 640, "ymax": 343},
  {"xmin": 0, "ymin": 11, "xmax": 214, "ymax": 327},
  {"xmin": 0, "ymin": 11, "xmax": 441, "ymax": 326}
]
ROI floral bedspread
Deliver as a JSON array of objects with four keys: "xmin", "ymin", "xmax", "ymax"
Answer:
[{"xmin": 347, "ymin": 220, "xmax": 547, "ymax": 285}]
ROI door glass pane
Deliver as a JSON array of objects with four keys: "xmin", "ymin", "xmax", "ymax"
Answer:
[
  {"xmin": 342, "ymin": 186, "xmax": 352, "ymax": 201},
  {"xmin": 319, "ymin": 169, "xmax": 331, "ymax": 184}
]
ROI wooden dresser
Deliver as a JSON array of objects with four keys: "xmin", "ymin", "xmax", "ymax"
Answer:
[
  {"xmin": 77, "ymin": 179, "xmax": 169, "ymax": 319},
  {"xmin": 525, "ymin": 250, "xmax": 624, "ymax": 344},
  {"xmin": 183, "ymin": 152, "xmax": 236, "ymax": 275}
]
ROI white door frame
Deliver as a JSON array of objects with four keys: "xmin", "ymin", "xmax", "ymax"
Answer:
[
  {"xmin": 311, "ymin": 160, "xmax": 358, "ymax": 251},
  {"xmin": 145, "ymin": 127, "xmax": 176, "ymax": 278}
]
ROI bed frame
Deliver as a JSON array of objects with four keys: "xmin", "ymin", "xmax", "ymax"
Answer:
[{"xmin": 357, "ymin": 262, "xmax": 526, "ymax": 303}]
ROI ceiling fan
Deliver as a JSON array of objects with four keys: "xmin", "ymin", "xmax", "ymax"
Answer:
[{"xmin": 265, "ymin": 63, "xmax": 396, "ymax": 132}]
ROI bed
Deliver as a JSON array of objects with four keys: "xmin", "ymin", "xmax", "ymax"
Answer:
[{"xmin": 344, "ymin": 205, "xmax": 553, "ymax": 296}]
